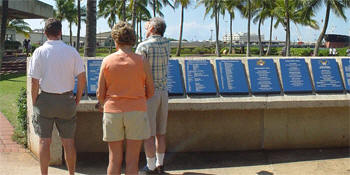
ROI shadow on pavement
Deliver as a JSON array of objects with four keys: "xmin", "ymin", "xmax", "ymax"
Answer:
[{"xmin": 64, "ymin": 147, "xmax": 349, "ymax": 175}]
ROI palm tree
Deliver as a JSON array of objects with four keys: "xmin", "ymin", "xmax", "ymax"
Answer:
[
  {"xmin": 264, "ymin": 0, "xmax": 277, "ymax": 56},
  {"xmin": 224, "ymin": 0, "xmax": 238, "ymax": 55},
  {"xmin": 252, "ymin": 0, "xmax": 273, "ymax": 56},
  {"xmin": 198, "ymin": 0, "xmax": 225, "ymax": 57},
  {"xmin": 274, "ymin": 0, "xmax": 319, "ymax": 56},
  {"xmin": 84, "ymin": 0, "xmax": 96, "ymax": 57},
  {"xmin": 76, "ymin": 0, "xmax": 81, "ymax": 51},
  {"xmin": 131, "ymin": 0, "xmax": 138, "ymax": 29},
  {"xmin": 98, "ymin": 0, "xmax": 118, "ymax": 53},
  {"xmin": 136, "ymin": 0, "xmax": 152, "ymax": 42},
  {"xmin": 237, "ymin": 0, "xmax": 254, "ymax": 57},
  {"xmin": 266, "ymin": 15, "xmax": 275, "ymax": 55},
  {"xmin": 64, "ymin": 0, "xmax": 76, "ymax": 46},
  {"xmin": 285, "ymin": 0, "xmax": 290, "ymax": 56},
  {"xmin": 149, "ymin": 0, "xmax": 174, "ymax": 17},
  {"xmin": 0, "ymin": 0, "xmax": 9, "ymax": 73},
  {"xmin": 7, "ymin": 19, "xmax": 32, "ymax": 38},
  {"xmin": 54, "ymin": 0, "xmax": 75, "ymax": 42},
  {"xmin": 175, "ymin": 0, "xmax": 190, "ymax": 56},
  {"xmin": 307, "ymin": 0, "xmax": 350, "ymax": 56}
]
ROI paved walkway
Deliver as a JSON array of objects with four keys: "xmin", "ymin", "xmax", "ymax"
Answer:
[{"xmin": 0, "ymin": 112, "xmax": 27, "ymax": 153}]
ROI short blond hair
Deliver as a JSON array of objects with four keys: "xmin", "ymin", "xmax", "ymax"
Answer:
[{"xmin": 111, "ymin": 21, "xmax": 136, "ymax": 46}]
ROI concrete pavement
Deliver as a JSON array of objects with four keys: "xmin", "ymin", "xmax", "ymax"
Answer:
[{"xmin": 0, "ymin": 148, "xmax": 349, "ymax": 175}]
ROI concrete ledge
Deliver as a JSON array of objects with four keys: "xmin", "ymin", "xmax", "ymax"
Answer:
[
  {"xmin": 77, "ymin": 94, "xmax": 350, "ymax": 111},
  {"xmin": 1, "ymin": 0, "xmax": 53, "ymax": 19}
]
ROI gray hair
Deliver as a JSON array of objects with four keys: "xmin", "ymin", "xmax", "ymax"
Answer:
[{"xmin": 149, "ymin": 17, "xmax": 166, "ymax": 36}]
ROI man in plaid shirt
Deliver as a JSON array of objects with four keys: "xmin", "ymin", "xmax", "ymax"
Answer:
[{"xmin": 136, "ymin": 17, "xmax": 170, "ymax": 174}]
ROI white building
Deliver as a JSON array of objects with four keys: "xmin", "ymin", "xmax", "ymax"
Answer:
[
  {"xmin": 15, "ymin": 29, "xmax": 85, "ymax": 48},
  {"xmin": 223, "ymin": 32, "xmax": 264, "ymax": 43}
]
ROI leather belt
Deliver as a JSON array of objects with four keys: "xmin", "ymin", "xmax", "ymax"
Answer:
[{"xmin": 41, "ymin": 91, "xmax": 73, "ymax": 95}]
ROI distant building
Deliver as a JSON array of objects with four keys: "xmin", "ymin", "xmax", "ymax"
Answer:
[
  {"xmin": 223, "ymin": 32, "xmax": 264, "ymax": 43},
  {"xmin": 324, "ymin": 34, "xmax": 350, "ymax": 48},
  {"xmin": 15, "ymin": 29, "xmax": 85, "ymax": 48},
  {"xmin": 96, "ymin": 31, "xmax": 112, "ymax": 47}
]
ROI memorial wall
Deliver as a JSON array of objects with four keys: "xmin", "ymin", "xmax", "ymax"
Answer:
[{"xmin": 27, "ymin": 57, "xmax": 350, "ymax": 165}]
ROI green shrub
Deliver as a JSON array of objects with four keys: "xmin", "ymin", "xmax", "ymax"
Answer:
[
  {"xmin": 290, "ymin": 48, "xmax": 313, "ymax": 56},
  {"xmin": 5, "ymin": 40, "xmax": 21, "ymax": 50},
  {"xmin": 269, "ymin": 47, "xmax": 278, "ymax": 56},
  {"xmin": 183, "ymin": 48, "xmax": 192, "ymax": 54},
  {"xmin": 318, "ymin": 49, "xmax": 328, "ymax": 56},
  {"xmin": 30, "ymin": 44, "xmax": 39, "ymax": 53},
  {"xmin": 193, "ymin": 47, "xmax": 210, "ymax": 54},
  {"xmin": 13, "ymin": 87, "xmax": 27, "ymax": 147},
  {"xmin": 250, "ymin": 47, "xmax": 260, "ymax": 55}
]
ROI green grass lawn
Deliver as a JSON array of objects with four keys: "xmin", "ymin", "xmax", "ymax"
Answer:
[{"xmin": 0, "ymin": 73, "xmax": 27, "ymax": 126}]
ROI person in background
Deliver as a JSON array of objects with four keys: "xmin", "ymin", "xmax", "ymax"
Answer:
[
  {"xmin": 346, "ymin": 47, "xmax": 350, "ymax": 56},
  {"xmin": 97, "ymin": 21, "xmax": 154, "ymax": 175},
  {"xmin": 23, "ymin": 39, "xmax": 29, "ymax": 56},
  {"xmin": 136, "ymin": 17, "xmax": 170, "ymax": 174},
  {"xmin": 28, "ymin": 18, "xmax": 86, "ymax": 175},
  {"xmin": 329, "ymin": 48, "xmax": 333, "ymax": 56},
  {"xmin": 332, "ymin": 48, "xmax": 337, "ymax": 56}
]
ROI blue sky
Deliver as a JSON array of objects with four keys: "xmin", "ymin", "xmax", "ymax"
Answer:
[{"xmin": 25, "ymin": 0, "xmax": 350, "ymax": 42}]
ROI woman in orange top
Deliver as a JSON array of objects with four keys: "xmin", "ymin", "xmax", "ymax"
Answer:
[{"xmin": 97, "ymin": 22, "xmax": 154, "ymax": 175}]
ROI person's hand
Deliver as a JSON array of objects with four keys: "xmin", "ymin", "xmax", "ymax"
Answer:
[{"xmin": 95, "ymin": 102, "xmax": 103, "ymax": 113}]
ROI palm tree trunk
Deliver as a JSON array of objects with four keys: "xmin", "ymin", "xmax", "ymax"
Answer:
[
  {"xmin": 176, "ymin": 5, "xmax": 184, "ymax": 57},
  {"xmin": 285, "ymin": 0, "xmax": 290, "ymax": 56},
  {"xmin": 0, "ymin": 0, "xmax": 9, "ymax": 73},
  {"xmin": 229, "ymin": 13, "xmax": 233, "ymax": 54},
  {"xmin": 131, "ymin": 0, "xmax": 137, "ymax": 30},
  {"xmin": 266, "ymin": 16, "xmax": 273, "ymax": 56},
  {"xmin": 76, "ymin": 0, "xmax": 81, "ymax": 51},
  {"xmin": 247, "ymin": 0, "xmax": 251, "ymax": 57},
  {"xmin": 314, "ymin": 3, "xmax": 331, "ymax": 56},
  {"xmin": 122, "ymin": 0, "xmax": 126, "ymax": 21},
  {"xmin": 109, "ymin": 22, "xmax": 114, "ymax": 54},
  {"xmin": 69, "ymin": 22, "xmax": 72, "ymax": 46},
  {"xmin": 215, "ymin": 6, "xmax": 221, "ymax": 57},
  {"xmin": 136, "ymin": 17, "xmax": 139, "ymax": 44},
  {"xmin": 84, "ymin": 0, "xmax": 96, "ymax": 57},
  {"xmin": 140, "ymin": 13, "xmax": 142, "ymax": 42},
  {"xmin": 153, "ymin": 0, "xmax": 156, "ymax": 17},
  {"xmin": 258, "ymin": 17, "xmax": 263, "ymax": 56}
]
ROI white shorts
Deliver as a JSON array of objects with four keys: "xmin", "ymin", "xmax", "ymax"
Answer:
[{"xmin": 147, "ymin": 90, "xmax": 168, "ymax": 136}]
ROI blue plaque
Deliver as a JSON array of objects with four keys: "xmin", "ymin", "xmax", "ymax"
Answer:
[
  {"xmin": 73, "ymin": 77, "xmax": 86, "ymax": 95},
  {"xmin": 167, "ymin": 60, "xmax": 185, "ymax": 95},
  {"xmin": 216, "ymin": 60, "xmax": 249, "ymax": 95},
  {"xmin": 185, "ymin": 60, "xmax": 217, "ymax": 95},
  {"xmin": 87, "ymin": 59, "xmax": 103, "ymax": 95},
  {"xmin": 280, "ymin": 59, "xmax": 313, "ymax": 93},
  {"xmin": 248, "ymin": 59, "xmax": 281, "ymax": 94},
  {"xmin": 341, "ymin": 58, "xmax": 350, "ymax": 92},
  {"xmin": 73, "ymin": 78, "xmax": 78, "ymax": 94},
  {"xmin": 311, "ymin": 59, "xmax": 344, "ymax": 93}
]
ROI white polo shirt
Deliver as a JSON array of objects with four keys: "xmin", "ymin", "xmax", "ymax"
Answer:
[{"xmin": 28, "ymin": 40, "xmax": 85, "ymax": 94}]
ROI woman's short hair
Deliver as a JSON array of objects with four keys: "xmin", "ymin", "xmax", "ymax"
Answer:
[
  {"xmin": 44, "ymin": 18, "xmax": 62, "ymax": 37},
  {"xmin": 111, "ymin": 22, "xmax": 136, "ymax": 46},
  {"xmin": 148, "ymin": 17, "xmax": 166, "ymax": 36}
]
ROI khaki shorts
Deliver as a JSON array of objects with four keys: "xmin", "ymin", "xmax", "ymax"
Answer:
[
  {"xmin": 32, "ymin": 91, "xmax": 77, "ymax": 138},
  {"xmin": 103, "ymin": 111, "xmax": 150, "ymax": 142},
  {"xmin": 147, "ymin": 90, "xmax": 168, "ymax": 136}
]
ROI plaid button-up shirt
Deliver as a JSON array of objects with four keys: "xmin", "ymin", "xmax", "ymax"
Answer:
[{"xmin": 136, "ymin": 35, "xmax": 170, "ymax": 91}]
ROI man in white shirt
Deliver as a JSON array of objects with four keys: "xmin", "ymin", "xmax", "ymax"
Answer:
[{"xmin": 28, "ymin": 18, "xmax": 86, "ymax": 175}]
